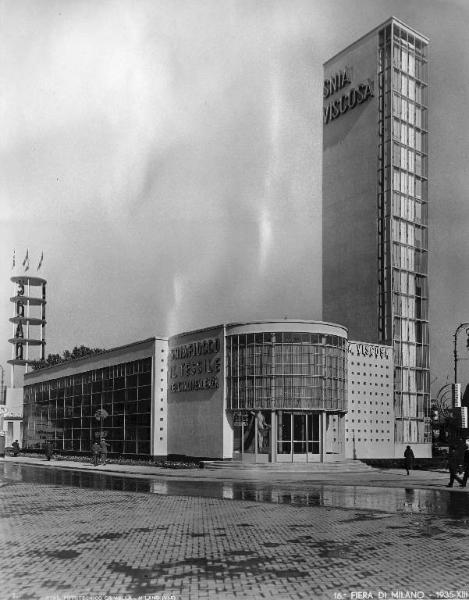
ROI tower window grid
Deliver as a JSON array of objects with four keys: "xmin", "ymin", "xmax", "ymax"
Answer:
[{"xmin": 378, "ymin": 22, "xmax": 430, "ymax": 444}]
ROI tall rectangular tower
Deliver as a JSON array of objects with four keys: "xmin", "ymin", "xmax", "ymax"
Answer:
[{"xmin": 323, "ymin": 18, "xmax": 430, "ymax": 455}]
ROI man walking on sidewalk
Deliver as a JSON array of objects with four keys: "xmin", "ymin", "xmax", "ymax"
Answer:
[
  {"xmin": 44, "ymin": 440, "xmax": 53, "ymax": 461},
  {"xmin": 12, "ymin": 440, "xmax": 20, "ymax": 457},
  {"xmin": 447, "ymin": 446, "xmax": 463, "ymax": 487},
  {"xmin": 99, "ymin": 438, "xmax": 110, "ymax": 465},
  {"xmin": 92, "ymin": 441, "xmax": 100, "ymax": 467}
]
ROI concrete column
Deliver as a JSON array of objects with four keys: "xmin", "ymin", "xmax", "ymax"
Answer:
[
  {"xmin": 321, "ymin": 411, "xmax": 326, "ymax": 463},
  {"xmin": 254, "ymin": 414, "xmax": 258, "ymax": 463},
  {"xmin": 271, "ymin": 411, "xmax": 277, "ymax": 462}
]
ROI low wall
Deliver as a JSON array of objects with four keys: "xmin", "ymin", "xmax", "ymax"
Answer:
[{"xmin": 363, "ymin": 458, "xmax": 448, "ymax": 470}]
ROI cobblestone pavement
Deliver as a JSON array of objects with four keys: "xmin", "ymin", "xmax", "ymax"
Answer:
[{"xmin": 1, "ymin": 481, "xmax": 469, "ymax": 600}]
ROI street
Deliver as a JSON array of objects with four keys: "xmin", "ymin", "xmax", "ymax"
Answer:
[{"xmin": 1, "ymin": 461, "xmax": 469, "ymax": 599}]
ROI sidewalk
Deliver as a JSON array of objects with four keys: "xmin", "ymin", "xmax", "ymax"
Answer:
[{"xmin": 1, "ymin": 454, "xmax": 462, "ymax": 491}]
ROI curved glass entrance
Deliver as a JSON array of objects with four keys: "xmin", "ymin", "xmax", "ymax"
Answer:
[
  {"xmin": 277, "ymin": 412, "xmax": 320, "ymax": 462},
  {"xmin": 227, "ymin": 324, "xmax": 347, "ymax": 463},
  {"xmin": 232, "ymin": 410, "xmax": 323, "ymax": 463}
]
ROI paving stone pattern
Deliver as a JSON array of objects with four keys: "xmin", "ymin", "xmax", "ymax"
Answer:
[{"xmin": 1, "ymin": 481, "xmax": 469, "ymax": 600}]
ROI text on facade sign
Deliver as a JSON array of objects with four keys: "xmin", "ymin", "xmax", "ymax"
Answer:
[{"xmin": 323, "ymin": 67, "xmax": 374, "ymax": 125}]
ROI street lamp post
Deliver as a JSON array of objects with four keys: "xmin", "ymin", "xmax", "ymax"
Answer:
[
  {"xmin": 453, "ymin": 322, "xmax": 469, "ymax": 385},
  {"xmin": 0, "ymin": 365, "xmax": 4, "ymax": 453},
  {"xmin": 0, "ymin": 364, "xmax": 4, "ymax": 405}
]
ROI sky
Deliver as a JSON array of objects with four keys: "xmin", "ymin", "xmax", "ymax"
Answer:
[{"xmin": 1, "ymin": 0, "xmax": 469, "ymax": 395}]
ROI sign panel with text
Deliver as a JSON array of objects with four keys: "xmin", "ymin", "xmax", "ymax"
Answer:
[
  {"xmin": 323, "ymin": 66, "xmax": 374, "ymax": 125},
  {"xmin": 168, "ymin": 332, "xmax": 223, "ymax": 394}
]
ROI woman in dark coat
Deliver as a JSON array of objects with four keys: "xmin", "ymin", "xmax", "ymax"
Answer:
[
  {"xmin": 404, "ymin": 445, "xmax": 415, "ymax": 475},
  {"xmin": 11, "ymin": 440, "xmax": 20, "ymax": 457}
]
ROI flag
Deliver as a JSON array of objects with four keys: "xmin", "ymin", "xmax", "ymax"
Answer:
[
  {"xmin": 37, "ymin": 251, "xmax": 44, "ymax": 271},
  {"xmin": 22, "ymin": 249, "xmax": 29, "ymax": 271},
  {"xmin": 11, "ymin": 249, "xmax": 15, "ymax": 270}
]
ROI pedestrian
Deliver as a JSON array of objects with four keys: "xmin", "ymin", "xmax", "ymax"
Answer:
[
  {"xmin": 404, "ymin": 445, "xmax": 415, "ymax": 475},
  {"xmin": 44, "ymin": 440, "xmax": 53, "ymax": 461},
  {"xmin": 99, "ymin": 438, "xmax": 110, "ymax": 465},
  {"xmin": 11, "ymin": 440, "xmax": 20, "ymax": 457},
  {"xmin": 460, "ymin": 440, "xmax": 469, "ymax": 488},
  {"xmin": 446, "ymin": 446, "xmax": 463, "ymax": 487},
  {"xmin": 91, "ymin": 441, "xmax": 100, "ymax": 467}
]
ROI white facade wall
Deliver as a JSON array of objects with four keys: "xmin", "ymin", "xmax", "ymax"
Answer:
[
  {"xmin": 395, "ymin": 442, "xmax": 432, "ymax": 459},
  {"xmin": 2, "ymin": 387, "xmax": 24, "ymax": 447},
  {"xmin": 152, "ymin": 339, "xmax": 169, "ymax": 457},
  {"xmin": 167, "ymin": 325, "xmax": 229, "ymax": 459},
  {"xmin": 345, "ymin": 341, "xmax": 395, "ymax": 459}
]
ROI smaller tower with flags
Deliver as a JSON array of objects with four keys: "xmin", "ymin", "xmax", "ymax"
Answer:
[{"xmin": 8, "ymin": 250, "xmax": 47, "ymax": 384}]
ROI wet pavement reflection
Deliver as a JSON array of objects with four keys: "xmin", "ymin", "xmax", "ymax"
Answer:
[{"xmin": 2, "ymin": 462, "xmax": 469, "ymax": 518}]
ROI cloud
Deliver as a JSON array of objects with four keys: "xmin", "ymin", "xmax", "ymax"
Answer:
[{"xmin": 0, "ymin": 1, "xmax": 380, "ymax": 364}]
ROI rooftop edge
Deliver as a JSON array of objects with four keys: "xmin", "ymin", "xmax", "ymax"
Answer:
[
  {"xmin": 324, "ymin": 16, "xmax": 429, "ymax": 67},
  {"xmin": 23, "ymin": 336, "xmax": 168, "ymax": 379}
]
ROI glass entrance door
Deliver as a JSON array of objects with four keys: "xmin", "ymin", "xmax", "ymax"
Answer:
[
  {"xmin": 277, "ymin": 412, "xmax": 321, "ymax": 462},
  {"xmin": 233, "ymin": 411, "xmax": 272, "ymax": 463}
]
